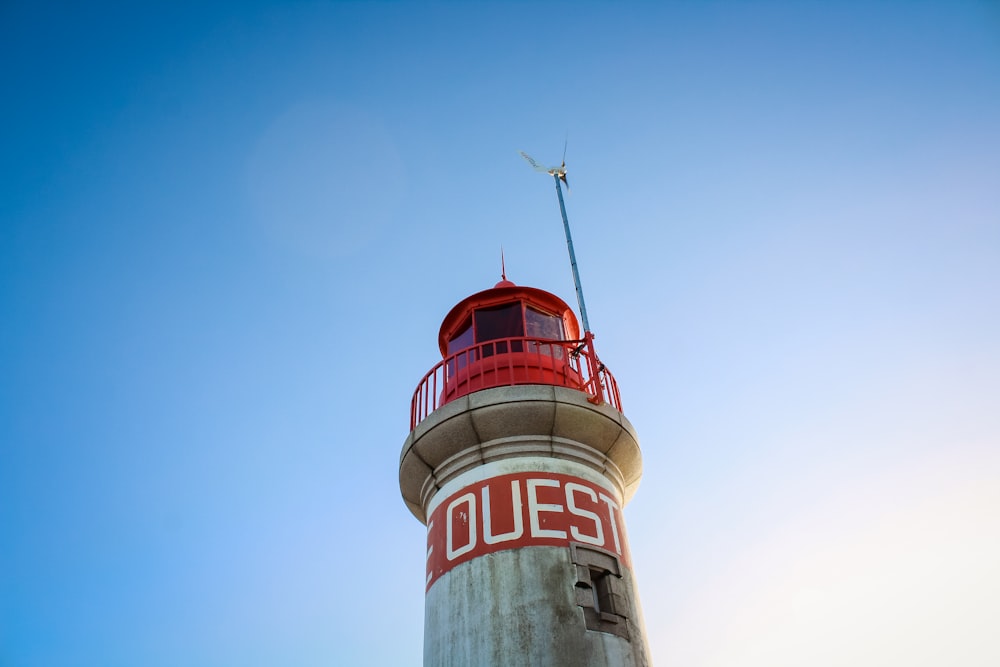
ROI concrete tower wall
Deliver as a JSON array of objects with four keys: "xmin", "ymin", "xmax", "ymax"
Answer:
[{"xmin": 400, "ymin": 385, "xmax": 651, "ymax": 667}]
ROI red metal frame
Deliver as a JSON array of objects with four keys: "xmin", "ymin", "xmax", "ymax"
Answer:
[{"xmin": 410, "ymin": 335, "xmax": 622, "ymax": 429}]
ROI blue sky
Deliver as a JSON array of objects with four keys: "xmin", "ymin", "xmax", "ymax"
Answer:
[{"xmin": 2, "ymin": 2, "xmax": 998, "ymax": 665}]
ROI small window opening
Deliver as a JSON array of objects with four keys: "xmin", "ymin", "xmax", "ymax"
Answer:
[
  {"xmin": 571, "ymin": 544, "xmax": 630, "ymax": 639},
  {"xmin": 591, "ymin": 574, "xmax": 603, "ymax": 612}
]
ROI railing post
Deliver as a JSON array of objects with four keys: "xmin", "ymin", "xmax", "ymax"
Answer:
[{"xmin": 583, "ymin": 331, "xmax": 605, "ymax": 405}]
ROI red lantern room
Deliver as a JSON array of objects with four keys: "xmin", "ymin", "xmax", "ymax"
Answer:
[{"xmin": 410, "ymin": 277, "xmax": 621, "ymax": 429}]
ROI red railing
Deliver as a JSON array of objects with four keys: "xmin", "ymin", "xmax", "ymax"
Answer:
[{"xmin": 410, "ymin": 335, "xmax": 622, "ymax": 429}]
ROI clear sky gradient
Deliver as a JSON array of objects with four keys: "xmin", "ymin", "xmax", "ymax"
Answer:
[{"xmin": 2, "ymin": 2, "xmax": 998, "ymax": 666}]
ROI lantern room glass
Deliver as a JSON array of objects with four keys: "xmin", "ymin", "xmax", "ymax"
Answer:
[
  {"xmin": 525, "ymin": 307, "xmax": 564, "ymax": 340},
  {"xmin": 474, "ymin": 303, "xmax": 524, "ymax": 342},
  {"xmin": 447, "ymin": 319, "xmax": 475, "ymax": 355}
]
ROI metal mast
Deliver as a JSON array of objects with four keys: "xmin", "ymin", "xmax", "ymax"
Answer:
[
  {"xmin": 552, "ymin": 170, "xmax": 591, "ymax": 333},
  {"xmin": 520, "ymin": 149, "xmax": 605, "ymax": 406}
]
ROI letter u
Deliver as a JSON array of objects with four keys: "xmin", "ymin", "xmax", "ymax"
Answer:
[{"xmin": 482, "ymin": 480, "xmax": 524, "ymax": 544}]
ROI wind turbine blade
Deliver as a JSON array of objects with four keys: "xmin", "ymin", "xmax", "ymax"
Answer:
[{"xmin": 519, "ymin": 151, "xmax": 549, "ymax": 173}]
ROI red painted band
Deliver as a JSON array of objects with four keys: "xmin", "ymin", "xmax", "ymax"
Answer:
[{"xmin": 425, "ymin": 472, "xmax": 629, "ymax": 591}]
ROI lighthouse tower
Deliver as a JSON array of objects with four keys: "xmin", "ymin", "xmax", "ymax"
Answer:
[{"xmin": 399, "ymin": 276, "xmax": 651, "ymax": 666}]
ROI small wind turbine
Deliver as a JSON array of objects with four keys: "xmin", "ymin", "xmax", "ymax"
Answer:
[
  {"xmin": 519, "ymin": 146, "xmax": 591, "ymax": 334},
  {"xmin": 519, "ymin": 150, "xmax": 569, "ymax": 190}
]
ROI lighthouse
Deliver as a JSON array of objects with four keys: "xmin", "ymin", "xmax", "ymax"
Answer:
[{"xmin": 399, "ymin": 274, "xmax": 652, "ymax": 666}]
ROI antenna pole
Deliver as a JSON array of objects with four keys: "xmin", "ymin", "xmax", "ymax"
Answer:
[{"xmin": 553, "ymin": 174, "xmax": 591, "ymax": 333}]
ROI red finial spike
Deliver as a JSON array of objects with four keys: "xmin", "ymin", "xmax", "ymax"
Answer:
[{"xmin": 494, "ymin": 247, "xmax": 515, "ymax": 288}]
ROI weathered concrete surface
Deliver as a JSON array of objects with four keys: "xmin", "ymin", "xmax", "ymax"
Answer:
[{"xmin": 424, "ymin": 545, "xmax": 651, "ymax": 667}]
